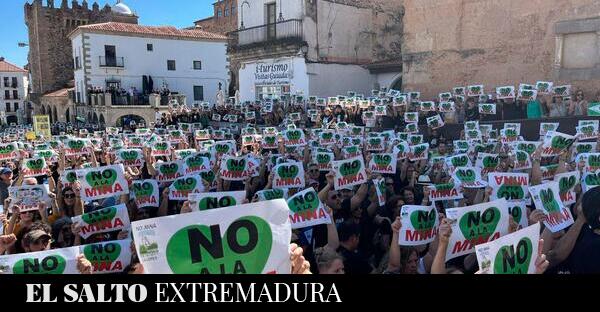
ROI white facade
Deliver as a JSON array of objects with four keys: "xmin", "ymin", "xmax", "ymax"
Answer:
[
  {"xmin": 71, "ymin": 31, "xmax": 229, "ymax": 106},
  {"xmin": 0, "ymin": 70, "xmax": 29, "ymax": 125},
  {"xmin": 238, "ymin": 0, "xmax": 303, "ymax": 29},
  {"xmin": 238, "ymin": 56, "xmax": 374, "ymax": 101}
]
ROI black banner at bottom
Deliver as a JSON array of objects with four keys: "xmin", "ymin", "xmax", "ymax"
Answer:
[{"xmin": 1, "ymin": 275, "xmax": 593, "ymax": 306}]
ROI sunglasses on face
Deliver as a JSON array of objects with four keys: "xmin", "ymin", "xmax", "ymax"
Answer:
[
  {"xmin": 64, "ymin": 193, "xmax": 75, "ymax": 199},
  {"xmin": 309, "ymin": 169, "xmax": 319, "ymax": 173},
  {"xmin": 20, "ymin": 211, "xmax": 34, "ymax": 215}
]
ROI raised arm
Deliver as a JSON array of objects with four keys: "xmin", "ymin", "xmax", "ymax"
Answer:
[
  {"xmin": 431, "ymin": 218, "xmax": 451, "ymax": 274},
  {"xmin": 387, "ymin": 217, "xmax": 402, "ymax": 272}
]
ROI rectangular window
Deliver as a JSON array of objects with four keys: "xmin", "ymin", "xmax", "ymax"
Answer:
[
  {"xmin": 147, "ymin": 44, "xmax": 153, "ymax": 51},
  {"xmin": 4, "ymin": 91, "xmax": 9, "ymax": 99},
  {"xmin": 266, "ymin": 3, "xmax": 277, "ymax": 40},
  {"xmin": 167, "ymin": 60, "xmax": 176, "ymax": 71},
  {"xmin": 217, "ymin": 9, "xmax": 222, "ymax": 17},
  {"xmin": 193, "ymin": 61, "xmax": 202, "ymax": 70},
  {"xmin": 3, "ymin": 77, "xmax": 9, "ymax": 88},
  {"xmin": 11, "ymin": 77, "xmax": 17, "ymax": 88},
  {"xmin": 5, "ymin": 103, "xmax": 10, "ymax": 112},
  {"xmin": 224, "ymin": 8, "xmax": 229, "ymax": 16},
  {"xmin": 13, "ymin": 90, "xmax": 18, "ymax": 99},
  {"xmin": 231, "ymin": 5, "xmax": 236, "ymax": 15},
  {"xmin": 193, "ymin": 86, "xmax": 204, "ymax": 101},
  {"xmin": 13, "ymin": 103, "xmax": 18, "ymax": 112}
]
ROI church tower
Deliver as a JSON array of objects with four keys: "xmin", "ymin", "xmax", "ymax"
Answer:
[{"xmin": 24, "ymin": 0, "xmax": 138, "ymax": 102}]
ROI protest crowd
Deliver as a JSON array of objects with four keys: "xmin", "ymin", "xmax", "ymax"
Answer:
[{"xmin": 0, "ymin": 81, "xmax": 599, "ymax": 275}]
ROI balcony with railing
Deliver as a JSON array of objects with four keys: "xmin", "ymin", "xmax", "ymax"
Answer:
[
  {"xmin": 99, "ymin": 56, "xmax": 125, "ymax": 68},
  {"xmin": 230, "ymin": 19, "xmax": 304, "ymax": 50}
]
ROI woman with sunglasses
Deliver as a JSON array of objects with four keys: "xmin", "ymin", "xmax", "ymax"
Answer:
[
  {"xmin": 568, "ymin": 90, "xmax": 588, "ymax": 116},
  {"xmin": 5, "ymin": 204, "xmax": 41, "ymax": 237}
]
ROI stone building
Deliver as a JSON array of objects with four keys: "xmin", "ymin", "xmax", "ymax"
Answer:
[
  {"xmin": 229, "ymin": 0, "xmax": 403, "ymax": 100},
  {"xmin": 193, "ymin": 0, "xmax": 238, "ymax": 35},
  {"xmin": 0, "ymin": 58, "xmax": 30, "ymax": 125},
  {"xmin": 402, "ymin": 0, "xmax": 600, "ymax": 99},
  {"xmin": 24, "ymin": 0, "xmax": 138, "ymax": 103}
]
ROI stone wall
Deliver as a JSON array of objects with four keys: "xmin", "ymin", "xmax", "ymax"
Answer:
[
  {"xmin": 194, "ymin": 0, "xmax": 238, "ymax": 35},
  {"xmin": 402, "ymin": 0, "xmax": 600, "ymax": 99}
]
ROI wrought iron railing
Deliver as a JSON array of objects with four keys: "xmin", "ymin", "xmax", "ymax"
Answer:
[
  {"xmin": 99, "ymin": 56, "xmax": 125, "ymax": 68},
  {"xmin": 231, "ymin": 19, "xmax": 303, "ymax": 47}
]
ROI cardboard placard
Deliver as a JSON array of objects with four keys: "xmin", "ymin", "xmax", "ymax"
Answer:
[{"xmin": 131, "ymin": 199, "xmax": 292, "ymax": 274}]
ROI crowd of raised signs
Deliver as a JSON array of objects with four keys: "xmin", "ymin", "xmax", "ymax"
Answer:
[{"xmin": 0, "ymin": 81, "xmax": 599, "ymax": 275}]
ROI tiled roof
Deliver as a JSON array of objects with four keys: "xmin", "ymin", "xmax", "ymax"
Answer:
[
  {"xmin": 43, "ymin": 87, "xmax": 73, "ymax": 98},
  {"xmin": 0, "ymin": 59, "xmax": 27, "ymax": 73},
  {"xmin": 74, "ymin": 22, "xmax": 228, "ymax": 40}
]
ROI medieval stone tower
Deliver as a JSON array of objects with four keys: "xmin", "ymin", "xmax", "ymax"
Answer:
[{"xmin": 25, "ymin": 0, "xmax": 138, "ymax": 101}]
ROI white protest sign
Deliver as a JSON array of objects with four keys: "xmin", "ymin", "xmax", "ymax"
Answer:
[
  {"xmin": 0, "ymin": 143, "xmax": 19, "ymax": 160},
  {"xmin": 64, "ymin": 138, "xmax": 90, "ymax": 156},
  {"xmin": 445, "ymin": 199, "xmax": 510, "ymax": 261},
  {"xmin": 256, "ymin": 189, "xmax": 288, "ymax": 202},
  {"xmin": 475, "ymin": 153, "xmax": 499, "ymax": 175},
  {"xmin": 539, "ymin": 123, "xmax": 559, "ymax": 137},
  {"xmin": 286, "ymin": 188, "xmax": 331, "ymax": 229},
  {"xmin": 188, "ymin": 191, "xmax": 247, "ymax": 211},
  {"xmin": 452, "ymin": 166, "xmax": 487, "ymax": 188},
  {"xmin": 408, "ymin": 143, "xmax": 429, "ymax": 161},
  {"xmin": 182, "ymin": 153, "xmax": 210, "ymax": 175},
  {"xmin": 115, "ymin": 149, "xmax": 145, "ymax": 167},
  {"xmin": 71, "ymin": 204, "xmax": 131, "ymax": 240},
  {"xmin": 76, "ymin": 164, "xmax": 129, "ymax": 201},
  {"xmin": 282, "ymin": 129, "xmax": 306, "ymax": 147},
  {"xmin": 154, "ymin": 160, "xmax": 186, "ymax": 183},
  {"xmin": 272, "ymin": 161, "xmax": 305, "ymax": 189},
  {"xmin": 168, "ymin": 175, "xmax": 205, "ymax": 201},
  {"xmin": 393, "ymin": 141, "xmax": 410, "ymax": 160},
  {"xmin": 541, "ymin": 131, "xmax": 576, "ymax": 157},
  {"xmin": 553, "ymin": 171, "xmax": 580, "ymax": 206},
  {"xmin": 475, "ymin": 223, "xmax": 540, "ymax": 274},
  {"xmin": 131, "ymin": 199, "xmax": 292, "ymax": 274},
  {"xmin": 332, "ymin": 156, "xmax": 368, "ymax": 190},
  {"xmin": 428, "ymin": 182, "xmax": 463, "ymax": 202},
  {"xmin": 8, "ymin": 184, "xmax": 50, "ymax": 212},
  {"xmin": 81, "ymin": 239, "xmax": 132, "ymax": 274},
  {"xmin": 488, "ymin": 173, "xmax": 529, "ymax": 202},
  {"xmin": 529, "ymin": 182, "xmax": 574, "ymax": 233},
  {"xmin": 399, "ymin": 205, "xmax": 439, "ymax": 246},
  {"xmin": 374, "ymin": 178, "xmax": 386, "ymax": 206},
  {"xmin": 131, "ymin": 180, "xmax": 160, "ymax": 208},
  {"xmin": 582, "ymin": 170, "xmax": 600, "ymax": 194},
  {"xmin": 150, "ymin": 141, "xmax": 171, "ymax": 157},
  {"xmin": 314, "ymin": 152, "xmax": 334, "ymax": 172},
  {"xmin": 0, "ymin": 246, "xmax": 81, "ymax": 274},
  {"xmin": 21, "ymin": 157, "xmax": 47, "ymax": 177},
  {"xmin": 219, "ymin": 155, "xmax": 250, "ymax": 181},
  {"xmin": 369, "ymin": 153, "xmax": 397, "ymax": 174}
]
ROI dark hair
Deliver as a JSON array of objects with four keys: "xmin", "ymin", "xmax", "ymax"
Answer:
[
  {"xmin": 582, "ymin": 187, "xmax": 600, "ymax": 230},
  {"xmin": 400, "ymin": 247, "xmax": 418, "ymax": 273},
  {"xmin": 338, "ymin": 222, "xmax": 361, "ymax": 242}
]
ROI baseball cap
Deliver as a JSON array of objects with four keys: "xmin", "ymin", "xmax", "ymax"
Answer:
[
  {"xmin": 24, "ymin": 229, "xmax": 52, "ymax": 244},
  {"xmin": 0, "ymin": 167, "xmax": 12, "ymax": 175}
]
